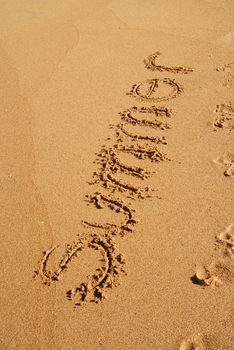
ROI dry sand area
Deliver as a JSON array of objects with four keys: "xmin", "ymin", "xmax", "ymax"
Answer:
[{"xmin": 1, "ymin": 1, "xmax": 234, "ymax": 349}]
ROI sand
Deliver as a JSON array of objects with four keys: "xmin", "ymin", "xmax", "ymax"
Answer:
[{"xmin": 0, "ymin": 1, "xmax": 234, "ymax": 349}]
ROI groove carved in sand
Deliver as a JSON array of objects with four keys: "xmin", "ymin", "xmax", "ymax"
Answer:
[
  {"xmin": 92, "ymin": 147, "xmax": 154, "ymax": 198},
  {"xmin": 35, "ymin": 52, "xmax": 190, "ymax": 307},
  {"xmin": 34, "ymin": 233, "xmax": 125, "ymax": 306},
  {"xmin": 144, "ymin": 52, "xmax": 193, "ymax": 74},
  {"xmin": 68, "ymin": 234, "xmax": 125, "ymax": 306},
  {"xmin": 113, "ymin": 143, "xmax": 169, "ymax": 162},
  {"xmin": 83, "ymin": 192, "xmax": 138, "ymax": 236},
  {"xmin": 119, "ymin": 105, "xmax": 171, "ymax": 130},
  {"xmin": 34, "ymin": 238, "xmax": 84, "ymax": 286},
  {"xmin": 127, "ymin": 78, "xmax": 183, "ymax": 102},
  {"xmin": 115, "ymin": 123, "xmax": 167, "ymax": 144}
]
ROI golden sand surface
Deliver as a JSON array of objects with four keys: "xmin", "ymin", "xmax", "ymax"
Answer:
[{"xmin": 0, "ymin": 1, "xmax": 234, "ymax": 349}]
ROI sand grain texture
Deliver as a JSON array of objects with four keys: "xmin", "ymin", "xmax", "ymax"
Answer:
[{"xmin": 0, "ymin": 1, "xmax": 234, "ymax": 349}]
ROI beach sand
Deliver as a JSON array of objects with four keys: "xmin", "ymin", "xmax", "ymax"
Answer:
[{"xmin": 0, "ymin": 1, "xmax": 234, "ymax": 349}]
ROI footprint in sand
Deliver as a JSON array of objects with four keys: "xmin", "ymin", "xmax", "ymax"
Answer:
[
  {"xmin": 216, "ymin": 62, "xmax": 234, "ymax": 88},
  {"xmin": 180, "ymin": 334, "xmax": 205, "ymax": 350},
  {"xmin": 180, "ymin": 333, "xmax": 233, "ymax": 350},
  {"xmin": 213, "ymin": 103, "xmax": 234, "ymax": 132},
  {"xmin": 213, "ymin": 152, "xmax": 234, "ymax": 177},
  {"xmin": 192, "ymin": 223, "xmax": 234, "ymax": 288},
  {"xmin": 192, "ymin": 263, "xmax": 222, "ymax": 288},
  {"xmin": 192, "ymin": 259, "xmax": 234, "ymax": 288},
  {"xmin": 216, "ymin": 223, "xmax": 234, "ymax": 258}
]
